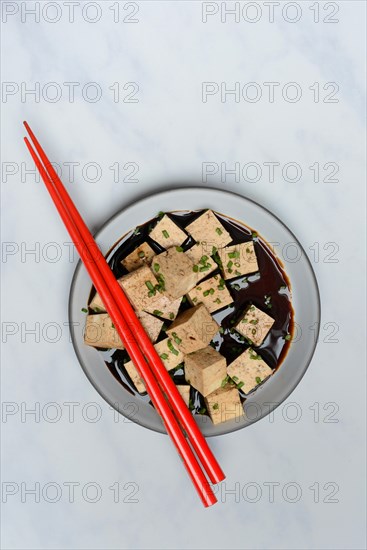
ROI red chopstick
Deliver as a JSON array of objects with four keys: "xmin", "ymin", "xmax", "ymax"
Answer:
[{"xmin": 24, "ymin": 122, "xmax": 225, "ymax": 506}]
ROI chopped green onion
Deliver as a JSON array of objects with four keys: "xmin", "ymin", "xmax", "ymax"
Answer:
[
  {"xmin": 138, "ymin": 251, "xmax": 145, "ymax": 258},
  {"xmin": 167, "ymin": 339, "xmax": 179, "ymax": 356},
  {"xmin": 221, "ymin": 375, "xmax": 229, "ymax": 387},
  {"xmin": 193, "ymin": 265, "xmax": 199, "ymax": 273},
  {"xmin": 203, "ymin": 290, "xmax": 210, "ymax": 297},
  {"xmin": 237, "ymin": 381, "xmax": 244, "ymax": 390},
  {"xmin": 216, "ymin": 227, "xmax": 223, "ymax": 235},
  {"xmin": 172, "ymin": 332, "xmax": 182, "ymax": 345},
  {"xmin": 81, "ymin": 308, "xmax": 88, "ymax": 313},
  {"xmin": 284, "ymin": 334, "xmax": 292, "ymax": 341},
  {"xmin": 145, "ymin": 281, "xmax": 155, "ymax": 291},
  {"xmin": 255, "ymin": 377, "xmax": 262, "ymax": 384},
  {"xmin": 162, "ymin": 230, "xmax": 169, "ymax": 238},
  {"xmin": 249, "ymin": 319, "xmax": 258, "ymax": 325},
  {"xmin": 176, "ymin": 246, "xmax": 184, "ymax": 252},
  {"xmin": 153, "ymin": 263, "xmax": 160, "ymax": 272},
  {"xmin": 160, "ymin": 353, "xmax": 169, "ymax": 360},
  {"xmin": 252, "ymin": 231, "xmax": 258, "ymax": 238},
  {"xmin": 169, "ymin": 312, "xmax": 175, "ymax": 320},
  {"xmin": 213, "ymin": 403, "xmax": 219, "ymax": 410},
  {"xmin": 153, "ymin": 310, "xmax": 163, "ymax": 316},
  {"xmin": 232, "ymin": 375, "xmax": 239, "ymax": 383},
  {"xmin": 228, "ymin": 251, "xmax": 240, "ymax": 259}
]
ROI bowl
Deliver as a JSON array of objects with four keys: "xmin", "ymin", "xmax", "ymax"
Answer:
[{"xmin": 69, "ymin": 187, "xmax": 320, "ymax": 436}]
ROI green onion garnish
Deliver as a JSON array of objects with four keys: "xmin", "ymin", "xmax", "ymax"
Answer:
[
  {"xmin": 162, "ymin": 230, "xmax": 169, "ymax": 238},
  {"xmin": 172, "ymin": 332, "xmax": 182, "ymax": 345},
  {"xmin": 167, "ymin": 339, "xmax": 179, "ymax": 356}
]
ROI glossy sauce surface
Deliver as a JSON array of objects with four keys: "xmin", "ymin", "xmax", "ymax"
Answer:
[{"xmin": 89, "ymin": 210, "xmax": 294, "ymax": 414}]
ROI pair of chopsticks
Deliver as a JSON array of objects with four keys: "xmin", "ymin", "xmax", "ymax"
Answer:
[{"xmin": 23, "ymin": 122, "xmax": 225, "ymax": 507}]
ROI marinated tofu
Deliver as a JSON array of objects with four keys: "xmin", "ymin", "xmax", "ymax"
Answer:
[
  {"xmin": 205, "ymin": 384, "xmax": 244, "ymax": 425},
  {"xmin": 235, "ymin": 305, "xmax": 274, "ymax": 346},
  {"xmin": 144, "ymin": 294, "xmax": 183, "ymax": 321},
  {"xmin": 185, "ymin": 345, "xmax": 227, "ymax": 397},
  {"xmin": 185, "ymin": 242, "xmax": 217, "ymax": 281},
  {"xmin": 187, "ymin": 274, "xmax": 233, "ymax": 313},
  {"xmin": 89, "ymin": 266, "xmax": 158, "ymax": 313},
  {"xmin": 227, "ymin": 348, "xmax": 273, "ymax": 394},
  {"xmin": 176, "ymin": 385, "xmax": 191, "ymax": 407},
  {"xmin": 154, "ymin": 337, "xmax": 184, "ymax": 371},
  {"xmin": 84, "ymin": 311, "xmax": 163, "ymax": 350},
  {"xmin": 124, "ymin": 337, "xmax": 184, "ymax": 393},
  {"xmin": 149, "ymin": 214, "xmax": 187, "ymax": 248},
  {"xmin": 121, "ymin": 242, "xmax": 156, "ymax": 271},
  {"xmin": 186, "ymin": 210, "xmax": 232, "ymax": 249},
  {"xmin": 166, "ymin": 303, "xmax": 220, "ymax": 354},
  {"xmin": 218, "ymin": 242, "xmax": 259, "ymax": 280},
  {"xmin": 154, "ymin": 247, "xmax": 197, "ymax": 300},
  {"xmin": 135, "ymin": 311, "xmax": 164, "ymax": 343},
  {"xmin": 89, "ymin": 265, "xmax": 182, "ymax": 321},
  {"xmin": 84, "ymin": 313, "xmax": 124, "ymax": 349},
  {"xmin": 124, "ymin": 360, "xmax": 146, "ymax": 394}
]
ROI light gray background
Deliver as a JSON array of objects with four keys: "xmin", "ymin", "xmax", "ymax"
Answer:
[{"xmin": 1, "ymin": 1, "xmax": 366, "ymax": 549}]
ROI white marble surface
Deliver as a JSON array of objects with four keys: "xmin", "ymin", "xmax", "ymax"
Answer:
[{"xmin": 1, "ymin": 1, "xmax": 366, "ymax": 549}]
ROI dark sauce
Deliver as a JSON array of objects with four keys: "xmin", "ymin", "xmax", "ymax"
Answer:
[{"xmin": 88, "ymin": 210, "xmax": 294, "ymax": 415}]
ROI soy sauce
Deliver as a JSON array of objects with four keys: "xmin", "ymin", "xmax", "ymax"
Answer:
[{"xmin": 89, "ymin": 210, "xmax": 294, "ymax": 413}]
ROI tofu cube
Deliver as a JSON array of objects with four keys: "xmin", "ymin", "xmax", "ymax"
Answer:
[
  {"xmin": 187, "ymin": 274, "xmax": 233, "ymax": 313},
  {"xmin": 205, "ymin": 385, "xmax": 244, "ymax": 425},
  {"xmin": 84, "ymin": 311, "xmax": 163, "ymax": 350},
  {"xmin": 218, "ymin": 241, "xmax": 259, "ymax": 280},
  {"xmin": 144, "ymin": 294, "xmax": 183, "ymax": 321},
  {"xmin": 89, "ymin": 265, "xmax": 182, "ymax": 321},
  {"xmin": 149, "ymin": 214, "xmax": 187, "ymax": 248},
  {"xmin": 121, "ymin": 242, "xmax": 156, "ymax": 272},
  {"xmin": 124, "ymin": 337, "xmax": 184, "ymax": 393},
  {"xmin": 135, "ymin": 311, "xmax": 164, "ymax": 343},
  {"xmin": 89, "ymin": 266, "xmax": 158, "ymax": 313},
  {"xmin": 185, "ymin": 242, "xmax": 217, "ymax": 282},
  {"xmin": 186, "ymin": 210, "xmax": 232, "ymax": 250},
  {"xmin": 227, "ymin": 348, "xmax": 273, "ymax": 394},
  {"xmin": 119, "ymin": 265, "xmax": 161, "ymax": 311},
  {"xmin": 166, "ymin": 303, "xmax": 220, "ymax": 354},
  {"xmin": 154, "ymin": 247, "xmax": 197, "ymax": 300},
  {"xmin": 184, "ymin": 346, "xmax": 227, "ymax": 397},
  {"xmin": 176, "ymin": 385, "xmax": 191, "ymax": 407},
  {"xmin": 124, "ymin": 360, "xmax": 146, "ymax": 394},
  {"xmin": 154, "ymin": 337, "xmax": 184, "ymax": 371},
  {"xmin": 235, "ymin": 305, "xmax": 274, "ymax": 346},
  {"xmin": 84, "ymin": 313, "xmax": 124, "ymax": 349}
]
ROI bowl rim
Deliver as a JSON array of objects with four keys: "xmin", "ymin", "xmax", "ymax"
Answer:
[{"xmin": 69, "ymin": 186, "xmax": 321, "ymax": 437}]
